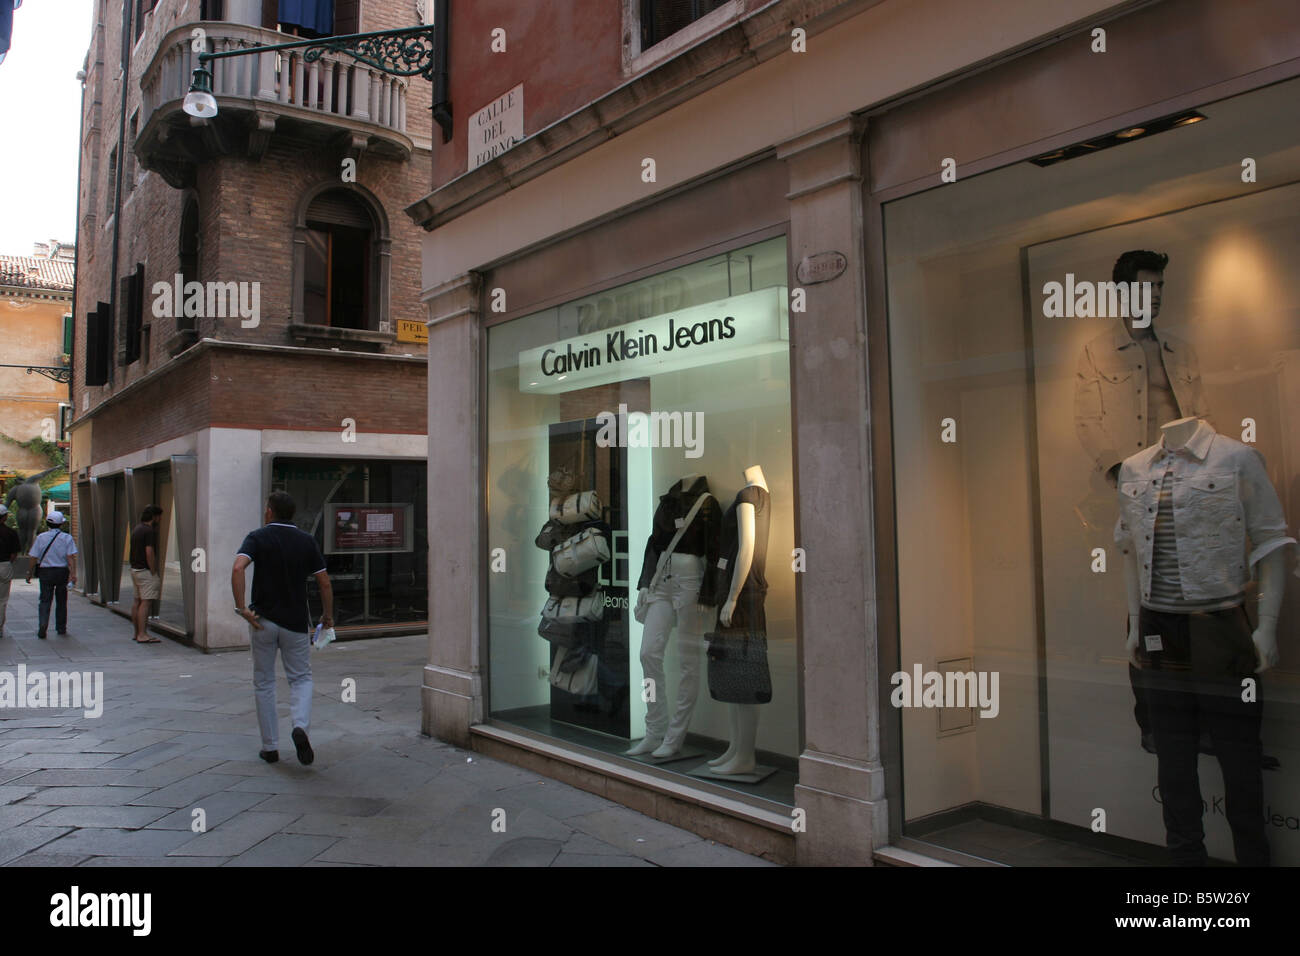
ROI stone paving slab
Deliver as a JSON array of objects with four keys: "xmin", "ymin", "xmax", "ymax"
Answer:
[
  {"xmin": 27, "ymin": 805, "xmax": 172, "ymax": 829},
  {"xmin": 0, "ymin": 580, "xmax": 770, "ymax": 867},
  {"xmin": 224, "ymin": 833, "xmax": 339, "ymax": 867},
  {"xmin": 168, "ymin": 810, "xmax": 299, "ymax": 857},
  {"xmin": 40, "ymin": 825, "xmax": 198, "ymax": 858},
  {"xmin": 0, "ymin": 825, "xmax": 74, "ymax": 864},
  {"xmin": 145, "ymin": 791, "xmax": 271, "ymax": 831},
  {"xmin": 23, "ymin": 785, "xmax": 154, "ymax": 806}
]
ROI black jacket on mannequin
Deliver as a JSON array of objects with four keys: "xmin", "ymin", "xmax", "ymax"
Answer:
[{"xmin": 636, "ymin": 475, "xmax": 721, "ymax": 599}]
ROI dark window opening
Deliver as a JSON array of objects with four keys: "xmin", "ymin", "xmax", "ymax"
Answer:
[
  {"xmin": 85, "ymin": 301, "xmax": 112, "ymax": 387},
  {"xmin": 640, "ymin": 0, "xmax": 729, "ymax": 49},
  {"xmin": 119, "ymin": 263, "xmax": 145, "ymax": 366},
  {"xmin": 301, "ymin": 188, "xmax": 376, "ymax": 331},
  {"xmin": 134, "ymin": 0, "xmax": 157, "ymax": 42},
  {"xmin": 178, "ymin": 199, "xmax": 200, "ymax": 333},
  {"xmin": 200, "ymin": 0, "xmax": 224, "ymax": 20},
  {"xmin": 106, "ymin": 146, "xmax": 117, "ymax": 217},
  {"xmin": 125, "ymin": 113, "xmax": 138, "ymax": 193},
  {"xmin": 303, "ymin": 223, "xmax": 370, "ymax": 330}
]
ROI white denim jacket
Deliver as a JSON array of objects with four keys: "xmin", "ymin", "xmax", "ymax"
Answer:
[
  {"xmin": 1115, "ymin": 420, "xmax": 1295, "ymax": 604},
  {"xmin": 1074, "ymin": 322, "xmax": 1210, "ymax": 477}
]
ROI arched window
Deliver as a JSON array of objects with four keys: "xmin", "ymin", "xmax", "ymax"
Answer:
[{"xmin": 292, "ymin": 185, "xmax": 391, "ymax": 335}]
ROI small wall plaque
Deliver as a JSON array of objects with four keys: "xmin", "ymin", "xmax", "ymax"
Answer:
[{"xmin": 796, "ymin": 251, "xmax": 847, "ymax": 285}]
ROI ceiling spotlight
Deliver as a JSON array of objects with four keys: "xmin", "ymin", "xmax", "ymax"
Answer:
[
  {"xmin": 1029, "ymin": 110, "xmax": 1208, "ymax": 167},
  {"xmin": 182, "ymin": 66, "xmax": 218, "ymax": 118}
]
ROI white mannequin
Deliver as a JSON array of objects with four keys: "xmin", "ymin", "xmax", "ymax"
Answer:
[
  {"xmin": 1123, "ymin": 417, "xmax": 1285, "ymax": 671},
  {"xmin": 709, "ymin": 464, "xmax": 768, "ymax": 775},
  {"xmin": 627, "ymin": 473, "xmax": 712, "ymax": 759}
]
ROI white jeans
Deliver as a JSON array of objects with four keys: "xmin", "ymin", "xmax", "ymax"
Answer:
[
  {"xmin": 639, "ymin": 553, "xmax": 709, "ymax": 748},
  {"xmin": 250, "ymin": 619, "xmax": 312, "ymax": 750}
]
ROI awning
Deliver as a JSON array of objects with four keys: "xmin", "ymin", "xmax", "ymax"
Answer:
[
  {"xmin": 278, "ymin": 0, "xmax": 334, "ymax": 36},
  {"xmin": 45, "ymin": 481, "xmax": 70, "ymax": 501}
]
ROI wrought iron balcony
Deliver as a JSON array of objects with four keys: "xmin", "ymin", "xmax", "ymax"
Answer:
[{"xmin": 138, "ymin": 23, "xmax": 416, "ymax": 188}]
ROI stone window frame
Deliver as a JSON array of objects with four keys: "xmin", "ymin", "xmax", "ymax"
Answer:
[{"xmin": 621, "ymin": 0, "xmax": 745, "ymax": 76}]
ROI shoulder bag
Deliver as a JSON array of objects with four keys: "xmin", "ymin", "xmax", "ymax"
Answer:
[{"xmin": 633, "ymin": 492, "xmax": 712, "ymax": 624}]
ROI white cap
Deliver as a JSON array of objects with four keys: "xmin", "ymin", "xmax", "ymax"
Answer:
[{"xmin": 46, "ymin": 512, "xmax": 66, "ymax": 525}]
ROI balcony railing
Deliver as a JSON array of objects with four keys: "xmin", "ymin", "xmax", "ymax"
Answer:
[{"xmin": 138, "ymin": 23, "xmax": 412, "ymax": 184}]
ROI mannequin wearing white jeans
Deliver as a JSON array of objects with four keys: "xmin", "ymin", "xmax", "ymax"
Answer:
[{"xmin": 628, "ymin": 552, "xmax": 710, "ymax": 758}]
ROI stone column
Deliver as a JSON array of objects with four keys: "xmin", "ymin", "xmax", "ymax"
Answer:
[
  {"xmin": 421, "ymin": 272, "xmax": 484, "ymax": 746},
  {"xmin": 775, "ymin": 116, "xmax": 889, "ymax": 865}
]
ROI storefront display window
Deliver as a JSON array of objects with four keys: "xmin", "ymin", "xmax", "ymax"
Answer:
[
  {"xmin": 883, "ymin": 79, "xmax": 1300, "ymax": 864},
  {"xmin": 486, "ymin": 235, "xmax": 800, "ymax": 803},
  {"xmin": 272, "ymin": 458, "xmax": 427, "ymax": 628}
]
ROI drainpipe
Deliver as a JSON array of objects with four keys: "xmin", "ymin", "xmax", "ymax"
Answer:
[
  {"xmin": 71, "ymin": 60, "xmax": 87, "ymax": 418},
  {"xmin": 68, "ymin": 59, "xmax": 87, "ymax": 556}
]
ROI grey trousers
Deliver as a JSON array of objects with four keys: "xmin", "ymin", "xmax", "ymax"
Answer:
[{"xmin": 249, "ymin": 618, "xmax": 312, "ymax": 750}]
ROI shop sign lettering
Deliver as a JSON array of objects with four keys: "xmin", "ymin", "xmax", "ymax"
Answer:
[
  {"xmin": 468, "ymin": 83, "xmax": 524, "ymax": 172},
  {"xmin": 519, "ymin": 287, "xmax": 789, "ymax": 394}
]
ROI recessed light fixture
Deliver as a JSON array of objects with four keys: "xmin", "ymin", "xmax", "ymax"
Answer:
[{"xmin": 1029, "ymin": 110, "xmax": 1207, "ymax": 167}]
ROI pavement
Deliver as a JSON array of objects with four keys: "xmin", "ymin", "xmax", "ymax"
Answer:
[{"xmin": 0, "ymin": 578, "xmax": 771, "ymax": 867}]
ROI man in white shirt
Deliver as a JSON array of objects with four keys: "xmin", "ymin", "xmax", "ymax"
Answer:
[{"xmin": 26, "ymin": 511, "xmax": 78, "ymax": 639}]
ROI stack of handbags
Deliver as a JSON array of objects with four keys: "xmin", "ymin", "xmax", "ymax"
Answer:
[
  {"xmin": 534, "ymin": 489, "xmax": 610, "ymax": 643},
  {"xmin": 536, "ymin": 488, "xmax": 606, "ymax": 695}
]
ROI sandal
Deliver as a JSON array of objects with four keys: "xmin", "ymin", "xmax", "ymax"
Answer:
[{"xmin": 135, "ymin": 636, "xmax": 161, "ymax": 644}]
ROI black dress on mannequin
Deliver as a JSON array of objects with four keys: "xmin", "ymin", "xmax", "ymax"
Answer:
[{"xmin": 706, "ymin": 484, "xmax": 771, "ymax": 703}]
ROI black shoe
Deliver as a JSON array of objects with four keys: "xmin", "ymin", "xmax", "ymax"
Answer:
[
  {"xmin": 37, "ymin": 632, "xmax": 46, "ymax": 640},
  {"xmin": 291, "ymin": 727, "xmax": 314, "ymax": 766},
  {"xmin": 259, "ymin": 750, "xmax": 279, "ymax": 763},
  {"xmin": 57, "ymin": 631, "xmax": 67, "ymax": 636}
]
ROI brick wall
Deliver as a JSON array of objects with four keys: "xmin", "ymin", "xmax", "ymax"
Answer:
[
  {"xmin": 88, "ymin": 345, "xmax": 427, "ymax": 462},
  {"xmin": 73, "ymin": 0, "xmax": 434, "ymax": 436}
]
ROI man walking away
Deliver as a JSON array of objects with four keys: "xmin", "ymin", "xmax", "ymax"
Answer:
[
  {"xmin": 129, "ymin": 505, "xmax": 165, "ymax": 644},
  {"xmin": 0, "ymin": 504, "xmax": 20, "ymax": 638},
  {"xmin": 231, "ymin": 491, "xmax": 334, "ymax": 765},
  {"xmin": 27, "ymin": 512, "xmax": 77, "ymax": 638}
]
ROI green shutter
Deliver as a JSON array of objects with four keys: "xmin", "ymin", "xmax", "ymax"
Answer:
[{"xmin": 63, "ymin": 314, "xmax": 73, "ymax": 355}]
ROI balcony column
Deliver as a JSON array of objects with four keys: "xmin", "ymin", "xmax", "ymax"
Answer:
[
  {"xmin": 350, "ymin": 66, "xmax": 371, "ymax": 121},
  {"xmin": 256, "ymin": 47, "xmax": 278, "ymax": 101}
]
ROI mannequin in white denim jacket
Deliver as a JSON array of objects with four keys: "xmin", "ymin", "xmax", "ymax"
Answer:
[{"xmin": 1121, "ymin": 417, "xmax": 1290, "ymax": 671}]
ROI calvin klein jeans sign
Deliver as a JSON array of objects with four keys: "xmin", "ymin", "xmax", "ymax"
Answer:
[
  {"xmin": 469, "ymin": 83, "xmax": 524, "ymax": 172},
  {"xmin": 519, "ymin": 287, "xmax": 789, "ymax": 395}
]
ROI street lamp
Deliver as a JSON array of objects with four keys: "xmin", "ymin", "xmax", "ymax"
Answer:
[
  {"xmin": 181, "ymin": 16, "xmax": 452, "ymax": 140},
  {"xmin": 182, "ymin": 65, "xmax": 217, "ymax": 118}
]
